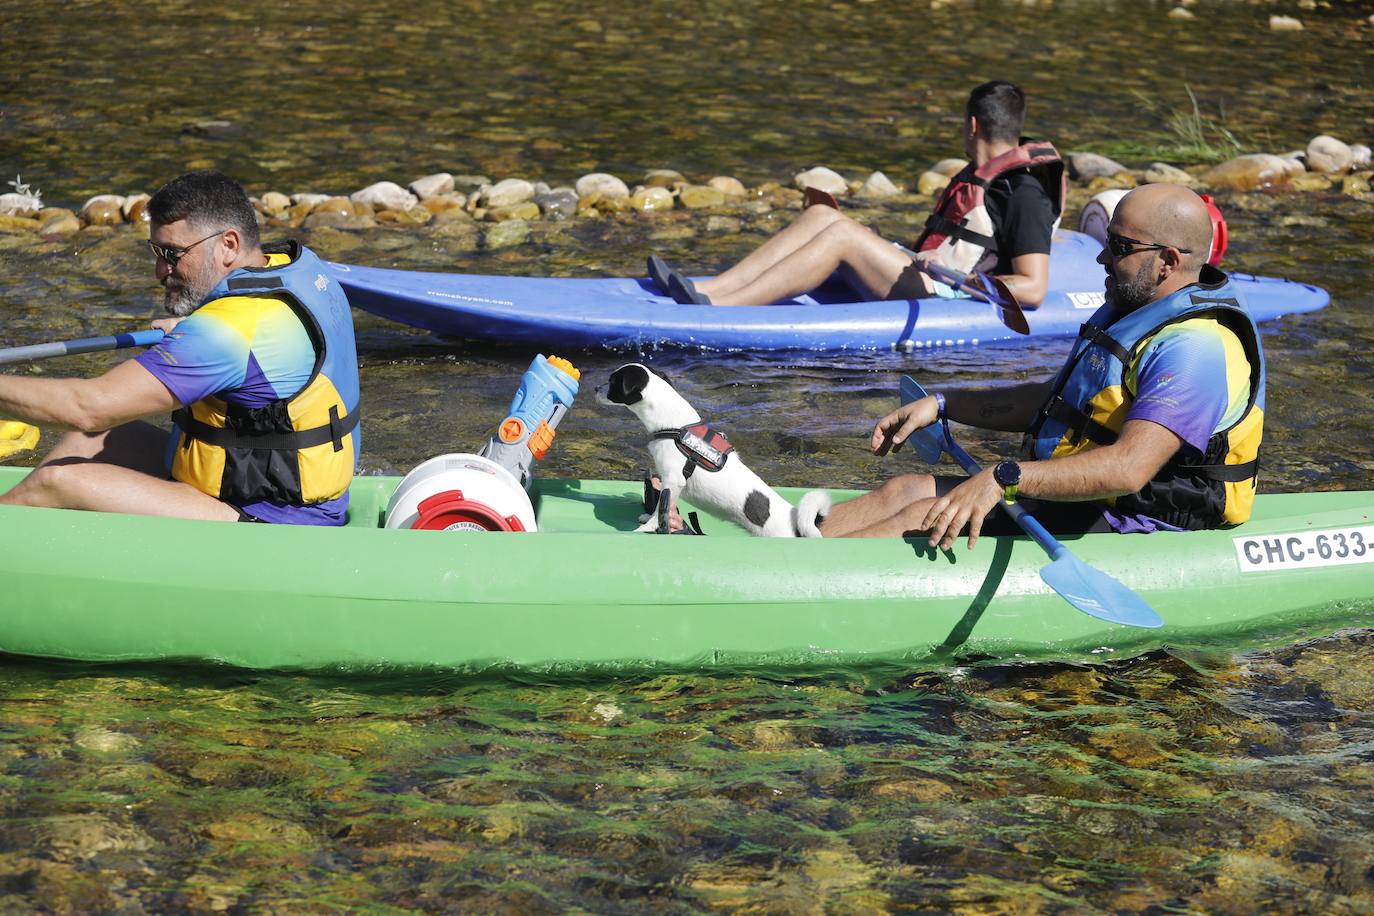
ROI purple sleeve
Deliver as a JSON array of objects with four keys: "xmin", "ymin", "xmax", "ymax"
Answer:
[
  {"xmin": 134, "ymin": 311, "xmax": 249, "ymax": 406},
  {"xmin": 1126, "ymin": 327, "xmax": 1231, "ymax": 455}
]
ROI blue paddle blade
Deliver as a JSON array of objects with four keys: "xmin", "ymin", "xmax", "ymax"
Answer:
[
  {"xmin": 1040, "ymin": 553, "xmax": 1164, "ymax": 628},
  {"xmin": 897, "ymin": 375, "xmax": 945, "ymax": 464}
]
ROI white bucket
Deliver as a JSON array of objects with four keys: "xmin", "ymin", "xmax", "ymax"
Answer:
[
  {"xmin": 1077, "ymin": 189, "xmax": 1129, "ymax": 246},
  {"xmin": 383, "ymin": 453, "xmax": 537, "ymax": 532}
]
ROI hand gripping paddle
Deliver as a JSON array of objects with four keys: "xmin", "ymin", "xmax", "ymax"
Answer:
[{"xmin": 899, "ymin": 375, "xmax": 1163, "ymax": 629}]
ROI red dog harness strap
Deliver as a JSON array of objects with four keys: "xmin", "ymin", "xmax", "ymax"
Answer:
[{"xmin": 652, "ymin": 422, "xmax": 735, "ymax": 480}]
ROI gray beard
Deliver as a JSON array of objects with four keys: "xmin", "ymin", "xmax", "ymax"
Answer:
[
  {"xmin": 163, "ymin": 275, "xmax": 212, "ymax": 317},
  {"xmin": 1110, "ymin": 259, "xmax": 1158, "ymax": 312}
]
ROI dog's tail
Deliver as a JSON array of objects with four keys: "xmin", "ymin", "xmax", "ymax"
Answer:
[{"xmin": 793, "ymin": 490, "xmax": 831, "ymax": 538}]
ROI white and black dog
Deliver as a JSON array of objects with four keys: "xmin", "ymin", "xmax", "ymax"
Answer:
[{"xmin": 603, "ymin": 363, "xmax": 830, "ymax": 537}]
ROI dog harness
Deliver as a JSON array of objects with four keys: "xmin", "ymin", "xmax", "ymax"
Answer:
[{"xmin": 652, "ymin": 422, "xmax": 734, "ymax": 480}]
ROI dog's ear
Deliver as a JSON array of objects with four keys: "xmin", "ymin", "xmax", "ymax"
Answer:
[{"xmin": 606, "ymin": 363, "xmax": 651, "ymax": 405}]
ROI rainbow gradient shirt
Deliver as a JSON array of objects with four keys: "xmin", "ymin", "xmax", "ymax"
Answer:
[
  {"xmin": 137, "ymin": 255, "xmax": 348, "ymax": 525},
  {"xmin": 1104, "ymin": 317, "xmax": 1255, "ymax": 533}
]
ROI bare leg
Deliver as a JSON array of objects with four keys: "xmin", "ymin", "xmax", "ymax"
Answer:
[
  {"xmin": 702, "ymin": 212, "xmax": 916, "ymax": 306},
  {"xmin": 0, "ymin": 421, "xmax": 241, "ymax": 521},
  {"xmin": 820, "ymin": 473, "xmax": 938, "ymax": 537}
]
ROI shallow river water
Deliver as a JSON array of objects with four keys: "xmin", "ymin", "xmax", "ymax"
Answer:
[{"xmin": 3, "ymin": 0, "xmax": 1374, "ymax": 910}]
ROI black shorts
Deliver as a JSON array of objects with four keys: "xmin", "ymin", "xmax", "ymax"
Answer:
[{"xmin": 933, "ymin": 476, "xmax": 1114, "ymax": 537}]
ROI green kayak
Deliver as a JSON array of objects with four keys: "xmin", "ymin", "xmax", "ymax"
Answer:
[{"xmin": 1, "ymin": 466, "xmax": 1371, "ymax": 674}]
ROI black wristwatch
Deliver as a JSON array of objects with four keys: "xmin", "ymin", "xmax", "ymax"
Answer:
[{"xmin": 993, "ymin": 460, "xmax": 1022, "ymax": 503}]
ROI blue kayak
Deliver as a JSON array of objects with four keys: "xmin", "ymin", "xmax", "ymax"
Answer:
[{"xmin": 329, "ymin": 230, "xmax": 1329, "ymax": 353}]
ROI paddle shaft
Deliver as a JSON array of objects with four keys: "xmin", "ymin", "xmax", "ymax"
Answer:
[{"xmin": 0, "ymin": 329, "xmax": 165, "ymax": 367}]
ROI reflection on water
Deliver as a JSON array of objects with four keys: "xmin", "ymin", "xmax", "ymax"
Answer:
[{"xmin": 2, "ymin": 0, "xmax": 1373, "ymax": 909}]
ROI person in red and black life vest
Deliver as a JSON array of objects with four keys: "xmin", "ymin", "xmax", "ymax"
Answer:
[
  {"xmin": 818, "ymin": 184, "xmax": 1265, "ymax": 546},
  {"xmin": 648, "ymin": 80, "xmax": 1064, "ymax": 309},
  {"xmin": 0, "ymin": 170, "xmax": 361, "ymax": 524}
]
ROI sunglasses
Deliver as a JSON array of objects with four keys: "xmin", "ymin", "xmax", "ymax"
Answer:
[
  {"xmin": 1105, "ymin": 232, "xmax": 1192, "ymax": 259},
  {"xmin": 147, "ymin": 230, "xmax": 222, "ymax": 267}
]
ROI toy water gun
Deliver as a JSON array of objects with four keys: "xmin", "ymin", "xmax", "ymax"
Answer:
[{"xmin": 479, "ymin": 354, "xmax": 580, "ymax": 488}]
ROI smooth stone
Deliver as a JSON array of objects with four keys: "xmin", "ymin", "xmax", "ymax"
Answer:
[
  {"xmin": 486, "ymin": 201, "xmax": 540, "ymax": 222},
  {"xmin": 1306, "ymin": 135, "xmax": 1353, "ymax": 174},
  {"xmin": 1343, "ymin": 173, "xmax": 1372, "ymax": 195},
  {"xmin": 1087, "ymin": 173, "xmax": 1137, "ymax": 191},
  {"xmin": 125, "ymin": 198, "xmax": 150, "ymax": 224},
  {"xmin": 575, "ymin": 172, "xmax": 629, "ymax": 200},
  {"xmin": 260, "ymin": 191, "xmax": 291, "ymax": 213},
  {"xmin": 484, "ymin": 219, "xmax": 530, "ymax": 248},
  {"xmin": 0, "ymin": 214, "xmax": 40, "ymax": 232},
  {"xmin": 917, "ymin": 170, "xmax": 951, "ymax": 195},
  {"xmin": 1144, "ymin": 162, "xmax": 1197, "ymax": 185},
  {"xmin": 630, "ymin": 187, "xmax": 675, "ymax": 211},
  {"xmin": 535, "ymin": 189, "xmax": 579, "ymax": 220},
  {"xmin": 431, "ymin": 206, "xmax": 475, "ymax": 225},
  {"xmin": 1279, "ymin": 155, "xmax": 1308, "ymax": 177},
  {"xmin": 302, "ymin": 210, "xmax": 355, "ymax": 229},
  {"xmin": 484, "ymin": 178, "xmax": 536, "ymax": 208},
  {"xmin": 80, "ymin": 195, "xmax": 125, "ymax": 226},
  {"xmin": 707, "ymin": 176, "xmax": 747, "ymax": 197},
  {"xmin": 38, "ymin": 212, "xmax": 82, "ymax": 237},
  {"xmin": 1269, "ymin": 14, "xmax": 1303, "ymax": 30},
  {"xmin": 679, "ymin": 185, "xmax": 727, "ymax": 209},
  {"xmin": 352, "ymin": 181, "xmax": 417, "ymax": 211},
  {"xmin": 855, "ymin": 170, "xmax": 901, "ymax": 199},
  {"xmin": 382, "ymin": 205, "xmax": 434, "ymax": 225},
  {"xmin": 1168, "ymin": 6, "xmax": 1195, "ymax": 18},
  {"xmin": 1202, "ymin": 154, "xmax": 1293, "ymax": 191},
  {"xmin": 1289, "ymin": 173, "xmax": 1333, "ymax": 191},
  {"xmin": 1351, "ymin": 145, "xmax": 1372, "ymax": 170},
  {"xmin": 311, "ymin": 196, "xmax": 358, "ymax": 217},
  {"xmin": 452, "ymin": 174, "xmax": 491, "ymax": 190},
  {"xmin": 409, "ymin": 172, "xmax": 454, "ymax": 200},
  {"xmin": 120, "ymin": 193, "xmax": 149, "ymax": 219},
  {"xmin": 792, "ymin": 166, "xmax": 847, "ymax": 195},
  {"xmin": 531, "ymin": 181, "xmax": 552, "ymax": 196},
  {"xmin": 1066, "ymin": 152, "xmax": 1127, "ymax": 182},
  {"xmin": 930, "ymin": 158, "xmax": 967, "ymax": 178},
  {"xmin": 421, "ymin": 194, "xmax": 466, "ymax": 215},
  {"xmin": 643, "ymin": 169, "xmax": 685, "ymax": 189},
  {"xmin": 430, "ymin": 218, "xmax": 479, "ymax": 239}
]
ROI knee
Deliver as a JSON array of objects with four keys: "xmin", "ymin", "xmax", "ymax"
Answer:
[{"xmin": 874, "ymin": 473, "xmax": 934, "ymax": 504}]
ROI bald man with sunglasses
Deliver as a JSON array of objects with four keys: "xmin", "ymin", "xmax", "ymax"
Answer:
[
  {"xmin": 821, "ymin": 184, "xmax": 1266, "ymax": 546},
  {"xmin": 0, "ymin": 170, "xmax": 361, "ymax": 524}
]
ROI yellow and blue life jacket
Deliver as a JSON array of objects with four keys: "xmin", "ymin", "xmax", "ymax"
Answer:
[
  {"xmin": 1026, "ymin": 265, "xmax": 1265, "ymax": 529},
  {"xmin": 171, "ymin": 242, "xmax": 361, "ymax": 506}
]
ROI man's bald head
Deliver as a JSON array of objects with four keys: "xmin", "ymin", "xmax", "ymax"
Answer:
[{"xmin": 1113, "ymin": 184, "xmax": 1213, "ymax": 274}]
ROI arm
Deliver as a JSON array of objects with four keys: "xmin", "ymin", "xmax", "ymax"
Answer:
[
  {"xmin": 920, "ymin": 418, "xmax": 1183, "ymax": 550},
  {"xmin": 0, "ymin": 359, "xmax": 180, "ymax": 432},
  {"xmin": 994, "ymin": 251, "xmax": 1049, "ymax": 309},
  {"xmin": 869, "ymin": 380, "xmax": 1053, "ymax": 455}
]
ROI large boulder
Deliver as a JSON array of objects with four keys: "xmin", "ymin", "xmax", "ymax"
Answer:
[
  {"xmin": 351, "ymin": 181, "xmax": 417, "ymax": 212},
  {"xmin": 575, "ymin": 172, "xmax": 629, "ymax": 200},
  {"xmin": 1201, "ymin": 154, "xmax": 1293, "ymax": 191},
  {"xmin": 1066, "ymin": 152, "xmax": 1127, "ymax": 183}
]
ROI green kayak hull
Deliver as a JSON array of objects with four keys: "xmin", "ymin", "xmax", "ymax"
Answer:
[{"xmin": 1, "ymin": 467, "xmax": 1371, "ymax": 674}]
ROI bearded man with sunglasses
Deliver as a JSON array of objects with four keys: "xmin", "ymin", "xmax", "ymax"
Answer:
[
  {"xmin": 820, "ymin": 183, "xmax": 1265, "ymax": 546},
  {"xmin": 0, "ymin": 170, "xmax": 361, "ymax": 524}
]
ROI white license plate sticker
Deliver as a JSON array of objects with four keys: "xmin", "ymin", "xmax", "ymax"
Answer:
[
  {"xmin": 1067, "ymin": 292, "xmax": 1105, "ymax": 310},
  {"xmin": 1234, "ymin": 527, "xmax": 1374, "ymax": 572}
]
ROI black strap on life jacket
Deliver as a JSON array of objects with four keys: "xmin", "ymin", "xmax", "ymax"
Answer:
[
  {"xmin": 652, "ymin": 422, "xmax": 734, "ymax": 481},
  {"xmin": 1078, "ymin": 322, "xmax": 1130, "ymax": 364},
  {"xmin": 920, "ymin": 212, "xmax": 998, "ymax": 252},
  {"xmin": 173, "ymin": 401, "xmax": 360, "ymax": 452}
]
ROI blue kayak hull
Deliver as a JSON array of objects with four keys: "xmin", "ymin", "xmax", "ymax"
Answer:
[{"xmin": 330, "ymin": 230, "xmax": 1328, "ymax": 352}]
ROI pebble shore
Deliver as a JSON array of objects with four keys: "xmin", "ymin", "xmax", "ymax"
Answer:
[{"xmin": 1, "ymin": 134, "xmax": 1369, "ymax": 243}]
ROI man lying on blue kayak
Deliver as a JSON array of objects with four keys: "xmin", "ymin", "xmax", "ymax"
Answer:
[
  {"xmin": 648, "ymin": 79, "xmax": 1063, "ymax": 308},
  {"xmin": 821, "ymin": 183, "xmax": 1265, "ymax": 547},
  {"xmin": 0, "ymin": 170, "xmax": 361, "ymax": 524}
]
